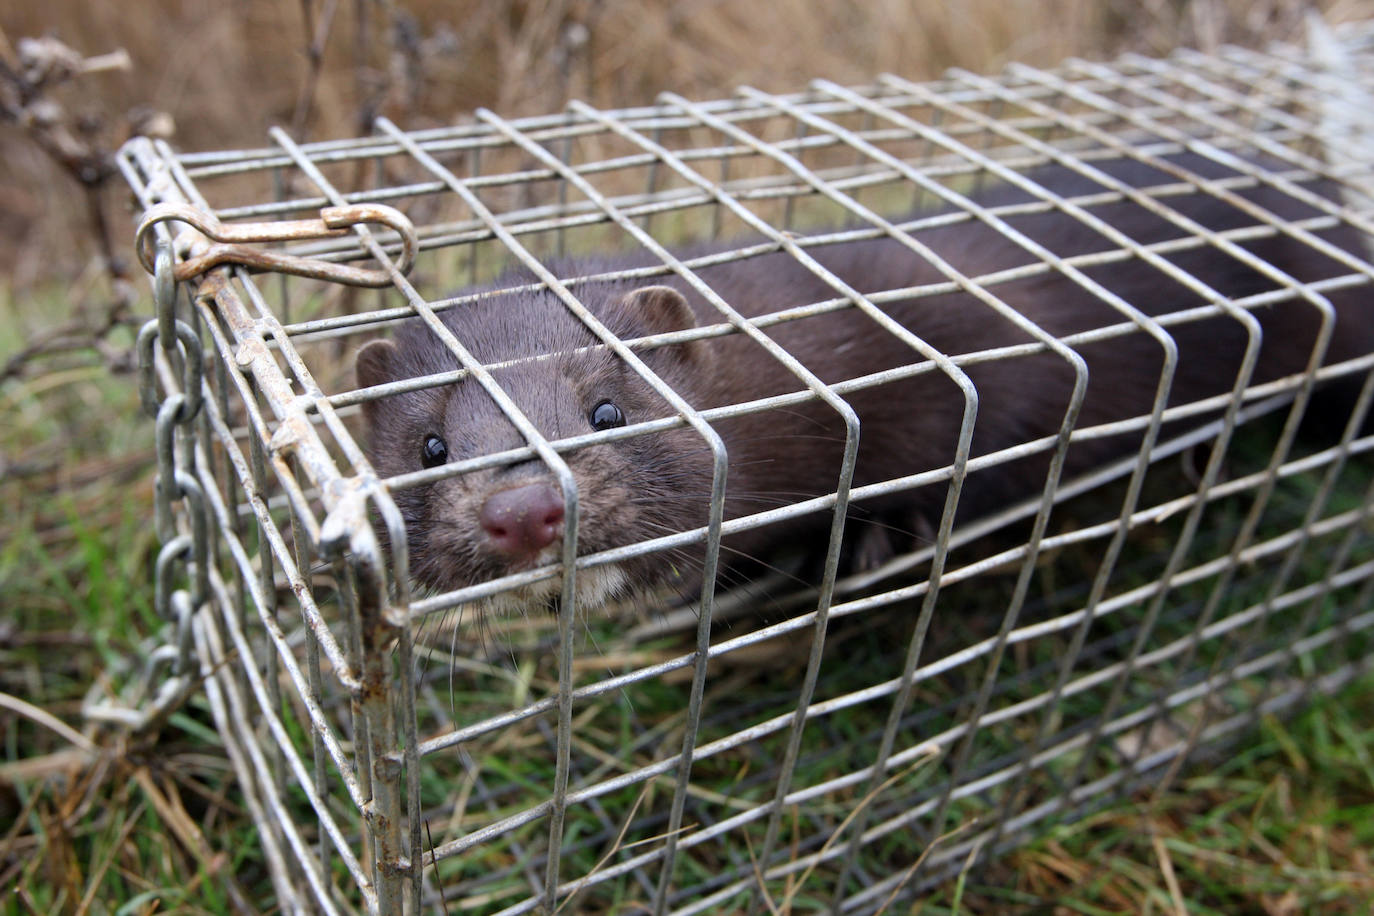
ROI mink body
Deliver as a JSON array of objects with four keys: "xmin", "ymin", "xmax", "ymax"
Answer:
[{"xmin": 355, "ymin": 155, "xmax": 1373, "ymax": 611}]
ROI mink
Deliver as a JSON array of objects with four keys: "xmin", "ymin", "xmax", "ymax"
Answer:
[{"xmin": 354, "ymin": 153, "xmax": 1373, "ymax": 612}]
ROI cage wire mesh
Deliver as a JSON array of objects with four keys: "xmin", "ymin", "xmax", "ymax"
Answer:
[{"xmin": 116, "ymin": 17, "xmax": 1374, "ymax": 915}]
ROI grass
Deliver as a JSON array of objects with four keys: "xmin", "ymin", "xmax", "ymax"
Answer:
[
  {"xmin": 926, "ymin": 685, "xmax": 1374, "ymax": 913},
  {"xmin": 0, "ymin": 281, "xmax": 272, "ymax": 913},
  {"xmin": 4, "ymin": 254, "xmax": 1374, "ymax": 916}
]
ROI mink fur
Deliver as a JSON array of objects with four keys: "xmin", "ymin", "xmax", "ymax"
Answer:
[{"xmin": 355, "ymin": 154, "xmax": 1373, "ymax": 611}]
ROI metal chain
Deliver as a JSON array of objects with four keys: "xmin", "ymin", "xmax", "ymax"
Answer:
[
  {"xmin": 85, "ymin": 241, "xmax": 209, "ymax": 733},
  {"xmin": 84, "ymin": 199, "xmax": 417, "ymax": 735}
]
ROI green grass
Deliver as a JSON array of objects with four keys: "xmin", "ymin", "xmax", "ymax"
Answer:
[
  {"xmin": 0, "ymin": 281, "xmax": 271, "ymax": 913},
  {"xmin": 915, "ymin": 681, "xmax": 1374, "ymax": 913}
]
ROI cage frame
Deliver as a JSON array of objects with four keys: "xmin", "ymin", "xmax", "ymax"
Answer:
[{"xmin": 114, "ymin": 17, "xmax": 1374, "ymax": 914}]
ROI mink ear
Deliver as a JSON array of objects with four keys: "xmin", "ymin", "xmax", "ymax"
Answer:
[
  {"xmin": 355, "ymin": 338, "xmax": 399, "ymax": 389},
  {"xmin": 355, "ymin": 339, "xmax": 400, "ymax": 425},
  {"xmin": 620, "ymin": 285, "xmax": 710, "ymax": 366}
]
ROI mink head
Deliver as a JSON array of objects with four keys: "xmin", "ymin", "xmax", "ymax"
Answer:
[{"xmin": 355, "ymin": 281, "xmax": 717, "ymax": 613}]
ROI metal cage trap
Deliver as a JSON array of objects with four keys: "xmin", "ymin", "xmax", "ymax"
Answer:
[{"xmin": 112, "ymin": 17, "xmax": 1374, "ymax": 915}]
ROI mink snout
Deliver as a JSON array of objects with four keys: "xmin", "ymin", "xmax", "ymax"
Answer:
[{"xmin": 478, "ymin": 482, "xmax": 567, "ymax": 560}]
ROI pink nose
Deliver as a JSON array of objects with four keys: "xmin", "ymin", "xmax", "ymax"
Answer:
[{"xmin": 478, "ymin": 483, "xmax": 566, "ymax": 558}]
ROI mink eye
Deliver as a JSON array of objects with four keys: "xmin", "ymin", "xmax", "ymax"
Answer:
[
  {"xmin": 589, "ymin": 401, "xmax": 626, "ymax": 431},
  {"xmin": 420, "ymin": 434, "xmax": 448, "ymax": 468}
]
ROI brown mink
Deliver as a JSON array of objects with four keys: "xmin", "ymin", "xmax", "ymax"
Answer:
[{"xmin": 354, "ymin": 153, "xmax": 1374, "ymax": 612}]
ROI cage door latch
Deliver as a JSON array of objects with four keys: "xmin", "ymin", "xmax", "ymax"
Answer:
[{"xmin": 135, "ymin": 201, "xmax": 418, "ymax": 288}]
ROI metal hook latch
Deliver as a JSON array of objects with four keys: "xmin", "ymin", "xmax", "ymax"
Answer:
[{"xmin": 135, "ymin": 201, "xmax": 418, "ymax": 288}]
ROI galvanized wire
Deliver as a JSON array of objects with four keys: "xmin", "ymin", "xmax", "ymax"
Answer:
[{"xmin": 113, "ymin": 19, "xmax": 1374, "ymax": 916}]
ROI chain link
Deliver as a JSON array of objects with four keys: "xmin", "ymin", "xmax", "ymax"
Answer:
[
  {"xmin": 89, "ymin": 196, "xmax": 416, "ymax": 732},
  {"xmin": 86, "ymin": 241, "xmax": 211, "ymax": 728}
]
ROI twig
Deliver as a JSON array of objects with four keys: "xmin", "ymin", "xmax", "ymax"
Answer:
[
  {"xmin": 0, "ymin": 30, "xmax": 167, "ymax": 381},
  {"xmin": 0, "ymin": 690, "xmax": 97, "ymax": 753},
  {"xmin": 291, "ymin": 0, "xmax": 341, "ymax": 137}
]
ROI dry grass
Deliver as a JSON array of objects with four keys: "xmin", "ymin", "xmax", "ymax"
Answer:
[
  {"xmin": 0, "ymin": 0, "xmax": 1364, "ymax": 285},
  {"xmin": 919, "ymin": 699, "xmax": 1374, "ymax": 914}
]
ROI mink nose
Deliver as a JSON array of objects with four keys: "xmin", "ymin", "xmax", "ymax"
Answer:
[{"xmin": 478, "ymin": 483, "xmax": 566, "ymax": 558}]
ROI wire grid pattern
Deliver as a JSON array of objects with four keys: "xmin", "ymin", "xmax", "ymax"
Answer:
[{"xmin": 118, "ymin": 21, "xmax": 1374, "ymax": 915}]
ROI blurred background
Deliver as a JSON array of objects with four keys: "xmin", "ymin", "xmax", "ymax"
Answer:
[
  {"xmin": 5, "ymin": 0, "xmax": 1370, "ymax": 285},
  {"xmin": 4, "ymin": 1, "xmax": 1374, "ymax": 911}
]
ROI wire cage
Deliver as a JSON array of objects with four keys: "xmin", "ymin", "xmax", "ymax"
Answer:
[{"xmin": 115, "ymin": 18, "xmax": 1374, "ymax": 915}]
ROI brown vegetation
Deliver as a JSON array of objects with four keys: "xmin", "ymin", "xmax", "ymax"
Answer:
[{"xmin": 0, "ymin": 0, "xmax": 1357, "ymax": 288}]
